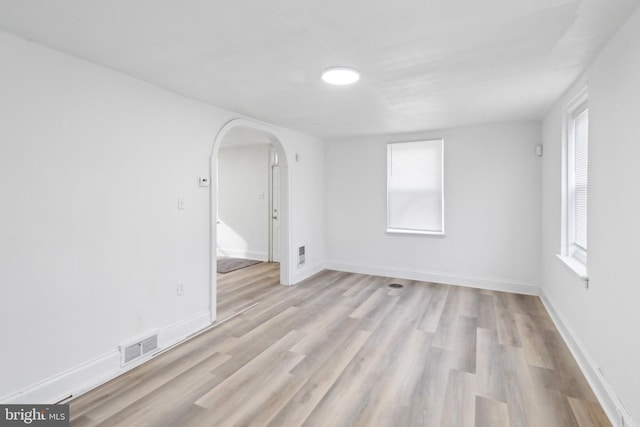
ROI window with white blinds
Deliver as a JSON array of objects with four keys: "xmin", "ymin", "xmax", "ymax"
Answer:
[
  {"xmin": 567, "ymin": 100, "xmax": 588, "ymax": 265},
  {"xmin": 387, "ymin": 139, "xmax": 444, "ymax": 235}
]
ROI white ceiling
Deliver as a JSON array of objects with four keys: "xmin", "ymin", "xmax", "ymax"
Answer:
[{"xmin": 0, "ymin": 0, "xmax": 637, "ymax": 139}]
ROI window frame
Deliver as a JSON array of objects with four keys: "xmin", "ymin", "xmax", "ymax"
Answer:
[
  {"xmin": 567, "ymin": 102, "xmax": 588, "ymax": 264},
  {"xmin": 560, "ymin": 88, "xmax": 589, "ymax": 279},
  {"xmin": 386, "ymin": 138, "xmax": 445, "ymax": 236}
]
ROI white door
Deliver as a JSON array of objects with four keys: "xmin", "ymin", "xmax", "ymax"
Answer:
[
  {"xmin": 270, "ymin": 166, "xmax": 280, "ymax": 262},
  {"xmin": 270, "ymin": 152, "xmax": 281, "ymax": 262}
]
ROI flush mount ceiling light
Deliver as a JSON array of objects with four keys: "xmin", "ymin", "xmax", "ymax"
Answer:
[{"xmin": 321, "ymin": 67, "xmax": 360, "ymax": 85}]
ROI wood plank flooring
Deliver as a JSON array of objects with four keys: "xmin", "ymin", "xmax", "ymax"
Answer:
[
  {"xmin": 69, "ymin": 264, "xmax": 610, "ymax": 426},
  {"xmin": 215, "ymin": 261, "xmax": 281, "ymax": 322}
]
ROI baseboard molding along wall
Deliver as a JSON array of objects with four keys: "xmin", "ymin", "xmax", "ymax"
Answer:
[
  {"xmin": 1, "ymin": 310, "xmax": 211, "ymax": 405},
  {"xmin": 216, "ymin": 248, "xmax": 268, "ymax": 261},
  {"xmin": 324, "ymin": 262, "xmax": 540, "ymax": 295},
  {"xmin": 290, "ymin": 263, "xmax": 325, "ymax": 285},
  {"xmin": 540, "ymin": 292, "xmax": 636, "ymax": 427}
]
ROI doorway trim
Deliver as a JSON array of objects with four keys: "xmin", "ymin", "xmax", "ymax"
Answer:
[{"xmin": 209, "ymin": 118, "xmax": 290, "ymax": 323}]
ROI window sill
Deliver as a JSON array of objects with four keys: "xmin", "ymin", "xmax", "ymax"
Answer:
[
  {"xmin": 387, "ymin": 228, "xmax": 445, "ymax": 237},
  {"xmin": 556, "ymin": 254, "xmax": 588, "ymax": 282}
]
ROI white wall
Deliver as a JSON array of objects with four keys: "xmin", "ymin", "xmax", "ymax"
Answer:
[
  {"xmin": 284, "ymin": 128, "xmax": 326, "ymax": 283},
  {"xmin": 325, "ymin": 122, "xmax": 541, "ymax": 293},
  {"xmin": 541, "ymin": 8, "xmax": 640, "ymax": 425},
  {"xmin": 217, "ymin": 144, "xmax": 270, "ymax": 260},
  {"xmin": 0, "ymin": 30, "xmax": 324, "ymax": 403}
]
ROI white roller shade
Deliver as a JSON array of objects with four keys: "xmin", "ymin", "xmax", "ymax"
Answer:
[
  {"xmin": 573, "ymin": 108, "xmax": 588, "ymax": 251},
  {"xmin": 387, "ymin": 139, "xmax": 444, "ymax": 235}
]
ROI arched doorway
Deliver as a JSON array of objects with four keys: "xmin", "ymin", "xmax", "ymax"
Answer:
[{"xmin": 209, "ymin": 119, "xmax": 290, "ymax": 323}]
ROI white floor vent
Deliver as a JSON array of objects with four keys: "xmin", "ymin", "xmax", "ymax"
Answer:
[{"xmin": 120, "ymin": 334, "xmax": 158, "ymax": 366}]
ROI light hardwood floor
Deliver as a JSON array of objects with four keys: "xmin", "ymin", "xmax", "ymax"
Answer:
[{"xmin": 69, "ymin": 264, "xmax": 610, "ymax": 426}]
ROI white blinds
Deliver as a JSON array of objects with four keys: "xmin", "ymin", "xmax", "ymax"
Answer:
[
  {"xmin": 387, "ymin": 139, "xmax": 444, "ymax": 235},
  {"xmin": 573, "ymin": 108, "xmax": 588, "ymax": 251}
]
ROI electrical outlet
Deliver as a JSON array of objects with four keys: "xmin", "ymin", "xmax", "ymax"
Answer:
[{"xmin": 177, "ymin": 282, "xmax": 185, "ymax": 296}]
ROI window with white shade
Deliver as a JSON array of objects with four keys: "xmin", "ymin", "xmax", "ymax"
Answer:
[
  {"xmin": 387, "ymin": 139, "xmax": 444, "ymax": 235},
  {"xmin": 569, "ymin": 104, "xmax": 588, "ymax": 263},
  {"xmin": 561, "ymin": 89, "xmax": 588, "ymax": 274}
]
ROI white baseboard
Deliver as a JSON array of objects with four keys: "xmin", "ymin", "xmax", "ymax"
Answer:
[
  {"xmin": 324, "ymin": 261, "xmax": 540, "ymax": 295},
  {"xmin": 216, "ymin": 248, "xmax": 268, "ymax": 261},
  {"xmin": 1, "ymin": 310, "xmax": 212, "ymax": 405},
  {"xmin": 1, "ymin": 350, "xmax": 120, "ymax": 405},
  {"xmin": 540, "ymin": 292, "xmax": 635, "ymax": 427},
  {"xmin": 290, "ymin": 263, "xmax": 325, "ymax": 285},
  {"xmin": 157, "ymin": 309, "xmax": 211, "ymax": 350}
]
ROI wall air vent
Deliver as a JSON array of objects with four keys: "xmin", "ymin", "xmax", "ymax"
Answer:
[
  {"xmin": 140, "ymin": 334, "xmax": 158, "ymax": 355},
  {"xmin": 123, "ymin": 343, "xmax": 141, "ymax": 365},
  {"xmin": 120, "ymin": 333, "xmax": 159, "ymax": 366}
]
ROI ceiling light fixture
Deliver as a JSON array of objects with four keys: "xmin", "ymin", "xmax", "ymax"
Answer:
[{"xmin": 321, "ymin": 67, "xmax": 360, "ymax": 85}]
